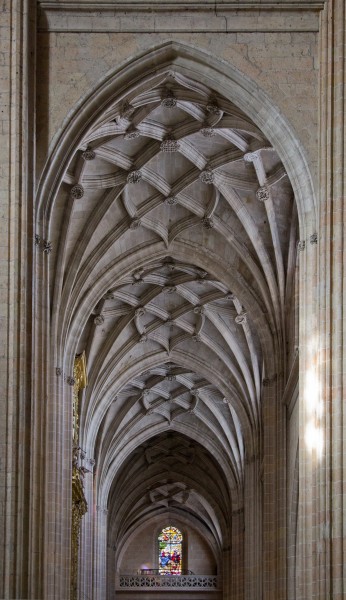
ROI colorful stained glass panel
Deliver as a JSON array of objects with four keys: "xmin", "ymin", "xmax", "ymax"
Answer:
[{"xmin": 158, "ymin": 526, "xmax": 183, "ymax": 575}]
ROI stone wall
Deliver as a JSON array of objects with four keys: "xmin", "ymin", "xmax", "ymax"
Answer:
[
  {"xmin": 1, "ymin": 2, "xmax": 346, "ymax": 600},
  {"xmin": 118, "ymin": 521, "xmax": 217, "ymax": 575},
  {"xmin": 36, "ymin": 29, "xmax": 319, "ymax": 184}
]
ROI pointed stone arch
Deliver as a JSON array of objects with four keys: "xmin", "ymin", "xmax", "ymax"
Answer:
[
  {"xmin": 36, "ymin": 41, "xmax": 316, "ymax": 233},
  {"xmin": 33, "ymin": 40, "xmax": 318, "ymax": 600}
]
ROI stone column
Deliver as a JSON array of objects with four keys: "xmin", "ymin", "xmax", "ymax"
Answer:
[
  {"xmin": 44, "ymin": 373, "xmax": 74, "ymax": 600},
  {"xmin": 93, "ymin": 505, "xmax": 108, "ymax": 600},
  {"xmin": 230, "ymin": 510, "xmax": 244, "ymax": 600},
  {"xmin": 284, "ymin": 366, "xmax": 299, "ymax": 600},
  {"xmin": 0, "ymin": 2, "xmax": 36, "ymax": 597},
  {"xmin": 107, "ymin": 543, "xmax": 117, "ymax": 600},
  {"xmin": 244, "ymin": 456, "xmax": 262, "ymax": 600},
  {"xmin": 295, "ymin": 225, "xmax": 319, "ymax": 600},
  {"xmin": 321, "ymin": 2, "xmax": 346, "ymax": 597},
  {"xmin": 262, "ymin": 376, "xmax": 287, "ymax": 600},
  {"xmin": 221, "ymin": 545, "xmax": 231, "ymax": 600},
  {"xmin": 298, "ymin": 1, "xmax": 346, "ymax": 598},
  {"xmin": 296, "ymin": 1, "xmax": 345, "ymax": 598}
]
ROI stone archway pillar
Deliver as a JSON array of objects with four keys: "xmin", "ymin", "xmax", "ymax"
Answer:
[
  {"xmin": 93, "ymin": 504, "xmax": 108, "ymax": 600},
  {"xmin": 0, "ymin": 1, "xmax": 36, "ymax": 598},
  {"xmin": 244, "ymin": 456, "xmax": 262, "ymax": 600},
  {"xmin": 320, "ymin": 2, "xmax": 346, "ymax": 597},
  {"xmin": 229, "ymin": 510, "xmax": 244, "ymax": 600},
  {"xmin": 297, "ymin": 1, "xmax": 346, "ymax": 599},
  {"xmin": 295, "ymin": 235, "xmax": 318, "ymax": 600},
  {"xmin": 262, "ymin": 376, "xmax": 287, "ymax": 600},
  {"xmin": 296, "ymin": 1, "xmax": 346, "ymax": 599}
]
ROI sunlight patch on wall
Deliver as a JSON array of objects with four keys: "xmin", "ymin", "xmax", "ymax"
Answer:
[{"xmin": 304, "ymin": 343, "xmax": 324, "ymax": 459}]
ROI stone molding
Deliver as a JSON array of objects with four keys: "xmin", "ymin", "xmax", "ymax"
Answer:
[
  {"xmin": 38, "ymin": 2, "xmax": 323, "ymax": 33},
  {"xmin": 282, "ymin": 352, "xmax": 299, "ymax": 417}
]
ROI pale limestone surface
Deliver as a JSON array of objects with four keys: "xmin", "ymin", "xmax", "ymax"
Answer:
[
  {"xmin": 36, "ymin": 31, "xmax": 319, "ymax": 183},
  {"xmin": 1, "ymin": 2, "xmax": 345, "ymax": 600}
]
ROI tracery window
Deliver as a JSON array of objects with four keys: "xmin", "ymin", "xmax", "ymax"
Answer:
[{"xmin": 158, "ymin": 526, "xmax": 183, "ymax": 575}]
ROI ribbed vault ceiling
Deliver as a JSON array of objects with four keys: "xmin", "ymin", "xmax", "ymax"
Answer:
[{"xmin": 53, "ymin": 68, "xmax": 297, "ymax": 557}]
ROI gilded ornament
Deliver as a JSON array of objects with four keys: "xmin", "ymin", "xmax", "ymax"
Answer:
[{"xmin": 70, "ymin": 353, "xmax": 88, "ymax": 600}]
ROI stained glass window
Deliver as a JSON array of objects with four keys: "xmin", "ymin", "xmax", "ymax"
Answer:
[{"xmin": 158, "ymin": 526, "xmax": 183, "ymax": 575}]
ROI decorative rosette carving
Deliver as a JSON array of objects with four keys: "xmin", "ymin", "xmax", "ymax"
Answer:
[
  {"xmin": 200, "ymin": 124, "xmax": 216, "ymax": 137},
  {"xmin": 193, "ymin": 305, "xmax": 204, "ymax": 315},
  {"xmin": 130, "ymin": 218, "xmax": 141, "ymax": 230},
  {"xmin": 160, "ymin": 137, "xmax": 180, "ymax": 152},
  {"xmin": 199, "ymin": 169, "xmax": 215, "ymax": 184},
  {"xmin": 127, "ymin": 170, "xmax": 142, "ymax": 184},
  {"xmin": 164, "ymin": 196, "xmax": 177, "ymax": 205},
  {"xmin": 161, "ymin": 88, "xmax": 177, "ymax": 108},
  {"xmin": 202, "ymin": 216, "xmax": 214, "ymax": 229},
  {"xmin": 124, "ymin": 128, "xmax": 140, "ymax": 140},
  {"xmin": 163, "ymin": 285, "xmax": 176, "ymax": 294},
  {"xmin": 256, "ymin": 186, "xmax": 270, "ymax": 202},
  {"xmin": 82, "ymin": 148, "xmax": 95, "ymax": 160},
  {"xmin": 70, "ymin": 184, "xmax": 84, "ymax": 199},
  {"xmin": 206, "ymin": 98, "xmax": 221, "ymax": 115}
]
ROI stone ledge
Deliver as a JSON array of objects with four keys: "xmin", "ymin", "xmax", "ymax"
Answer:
[{"xmin": 38, "ymin": 1, "xmax": 324, "ymax": 32}]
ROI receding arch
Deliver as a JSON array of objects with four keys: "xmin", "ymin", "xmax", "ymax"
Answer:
[
  {"xmin": 35, "ymin": 40, "xmax": 316, "ymax": 600},
  {"xmin": 114, "ymin": 511, "xmax": 221, "ymax": 580}
]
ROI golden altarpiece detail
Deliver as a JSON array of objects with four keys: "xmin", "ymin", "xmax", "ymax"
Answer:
[{"xmin": 71, "ymin": 353, "xmax": 88, "ymax": 600}]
